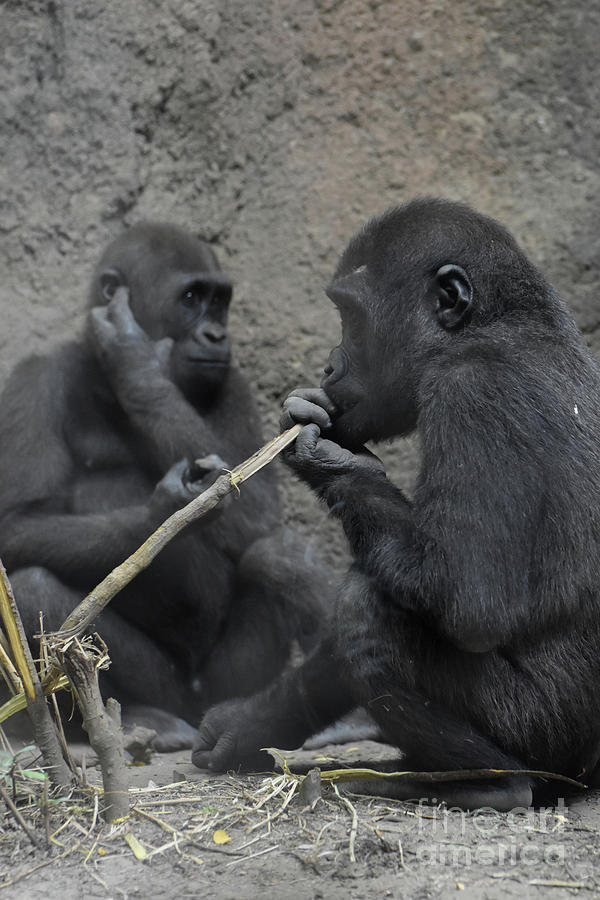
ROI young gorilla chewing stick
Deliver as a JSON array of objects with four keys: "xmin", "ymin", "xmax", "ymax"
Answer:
[
  {"xmin": 0, "ymin": 223, "xmax": 329, "ymax": 750},
  {"xmin": 193, "ymin": 198, "xmax": 600, "ymax": 810}
]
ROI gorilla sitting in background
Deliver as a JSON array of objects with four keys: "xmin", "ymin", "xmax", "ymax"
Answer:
[
  {"xmin": 193, "ymin": 198, "xmax": 600, "ymax": 810},
  {"xmin": 0, "ymin": 223, "xmax": 329, "ymax": 750}
]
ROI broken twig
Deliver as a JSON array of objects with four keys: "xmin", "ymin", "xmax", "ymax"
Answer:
[
  {"xmin": 48, "ymin": 424, "xmax": 302, "ymax": 645},
  {"xmin": 61, "ymin": 641, "xmax": 129, "ymax": 822}
]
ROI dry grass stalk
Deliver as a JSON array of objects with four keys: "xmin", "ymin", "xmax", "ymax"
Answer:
[
  {"xmin": 332, "ymin": 783, "xmax": 358, "ymax": 863},
  {"xmin": 0, "ymin": 560, "xmax": 35, "ymax": 699},
  {"xmin": 0, "ymin": 635, "xmax": 22, "ymax": 694},
  {"xmin": 0, "ymin": 671, "xmax": 70, "ymax": 723},
  {"xmin": 0, "ymin": 777, "xmax": 40, "ymax": 847},
  {"xmin": 310, "ymin": 764, "xmax": 586, "ymax": 791},
  {"xmin": 0, "ymin": 559, "xmax": 72, "ymax": 789}
]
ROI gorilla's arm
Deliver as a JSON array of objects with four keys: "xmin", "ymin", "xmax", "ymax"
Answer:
[
  {"xmin": 90, "ymin": 292, "xmax": 255, "ymax": 471},
  {"xmin": 281, "ymin": 377, "xmax": 547, "ymax": 653},
  {"xmin": 0, "ymin": 355, "xmax": 206, "ymax": 585},
  {"xmin": 192, "ymin": 637, "xmax": 351, "ymax": 771},
  {"xmin": 0, "ymin": 506, "xmax": 155, "ymax": 586}
]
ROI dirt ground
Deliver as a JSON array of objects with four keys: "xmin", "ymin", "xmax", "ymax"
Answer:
[
  {"xmin": 3, "ymin": 0, "xmax": 600, "ymax": 897},
  {"xmin": 3, "ymin": 737, "xmax": 600, "ymax": 900}
]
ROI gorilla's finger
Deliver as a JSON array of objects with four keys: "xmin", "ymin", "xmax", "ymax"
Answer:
[
  {"xmin": 154, "ymin": 336, "xmax": 174, "ymax": 370},
  {"xmin": 165, "ymin": 458, "xmax": 190, "ymax": 480},
  {"xmin": 112, "ymin": 285, "xmax": 130, "ymax": 306},
  {"xmin": 288, "ymin": 388, "xmax": 337, "ymax": 417},
  {"xmin": 205, "ymin": 731, "xmax": 237, "ymax": 771},
  {"xmin": 193, "ymin": 454, "xmax": 228, "ymax": 475},
  {"xmin": 292, "ymin": 424, "xmax": 322, "ymax": 463},
  {"xmin": 191, "ymin": 719, "xmax": 220, "ymax": 768},
  {"xmin": 156, "ymin": 459, "xmax": 190, "ymax": 499},
  {"xmin": 191, "ymin": 745, "xmax": 214, "ymax": 769},
  {"xmin": 281, "ymin": 397, "xmax": 332, "ymax": 430},
  {"xmin": 89, "ymin": 306, "xmax": 115, "ymax": 344},
  {"xmin": 108, "ymin": 288, "xmax": 143, "ymax": 335}
]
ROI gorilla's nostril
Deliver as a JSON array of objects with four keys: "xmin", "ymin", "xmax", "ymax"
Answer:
[
  {"xmin": 323, "ymin": 346, "xmax": 348, "ymax": 384},
  {"xmin": 199, "ymin": 324, "xmax": 226, "ymax": 343}
]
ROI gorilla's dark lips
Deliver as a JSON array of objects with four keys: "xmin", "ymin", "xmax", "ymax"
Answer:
[
  {"xmin": 186, "ymin": 356, "xmax": 229, "ymax": 367},
  {"xmin": 328, "ymin": 396, "xmax": 359, "ymax": 421}
]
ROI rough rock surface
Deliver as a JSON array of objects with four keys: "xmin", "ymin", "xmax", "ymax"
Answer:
[{"xmin": 3, "ymin": 0, "xmax": 599, "ymax": 563}]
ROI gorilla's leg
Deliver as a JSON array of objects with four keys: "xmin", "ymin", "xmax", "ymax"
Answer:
[
  {"xmin": 11, "ymin": 566, "xmax": 81, "ymax": 638},
  {"xmin": 337, "ymin": 572, "xmax": 533, "ymax": 811},
  {"xmin": 10, "ymin": 567, "xmax": 197, "ymax": 750},
  {"xmin": 199, "ymin": 528, "xmax": 333, "ymax": 708},
  {"xmin": 238, "ymin": 527, "xmax": 334, "ymax": 645}
]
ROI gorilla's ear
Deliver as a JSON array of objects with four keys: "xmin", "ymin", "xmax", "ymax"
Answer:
[
  {"xmin": 99, "ymin": 268, "xmax": 125, "ymax": 302},
  {"xmin": 434, "ymin": 265, "xmax": 473, "ymax": 330}
]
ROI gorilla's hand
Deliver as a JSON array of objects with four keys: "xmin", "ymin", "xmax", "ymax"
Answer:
[
  {"xmin": 280, "ymin": 387, "xmax": 337, "ymax": 432},
  {"xmin": 150, "ymin": 456, "xmax": 230, "ymax": 521},
  {"xmin": 188, "ymin": 454, "xmax": 229, "ymax": 484},
  {"xmin": 283, "ymin": 422, "xmax": 386, "ymax": 489},
  {"xmin": 192, "ymin": 697, "xmax": 278, "ymax": 772},
  {"xmin": 90, "ymin": 288, "xmax": 173, "ymax": 383},
  {"xmin": 187, "ymin": 454, "xmax": 232, "ymax": 517}
]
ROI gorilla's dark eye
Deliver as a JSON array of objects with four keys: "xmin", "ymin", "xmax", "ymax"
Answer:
[
  {"xmin": 181, "ymin": 286, "xmax": 205, "ymax": 308},
  {"xmin": 180, "ymin": 281, "xmax": 232, "ymax": 311}
]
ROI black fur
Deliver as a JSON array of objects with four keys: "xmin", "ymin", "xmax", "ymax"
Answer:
[
  {"xmin": 0, "ymin": 223, "xmax": 328, "ymax": 750},
  {"xmin": 193, "ymin": 199, "xmax": 600, "ymax": 809}
]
